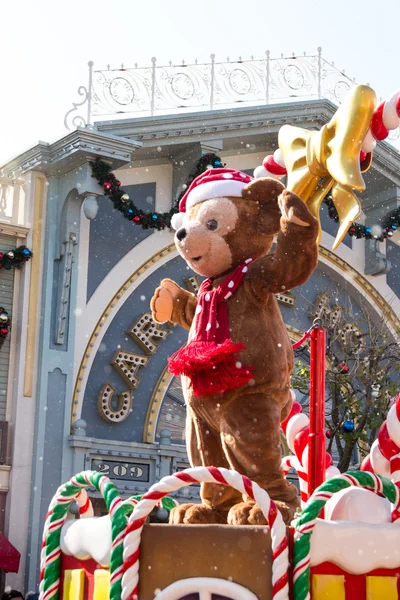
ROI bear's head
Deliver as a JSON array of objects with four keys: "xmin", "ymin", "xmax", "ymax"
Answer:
[{"xmin": 172, "ymin": 169, "xmax": 284, "ymax": 278}]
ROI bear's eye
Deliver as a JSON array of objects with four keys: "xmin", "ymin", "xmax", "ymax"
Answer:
[{"xmin": 206, "ymin": 219, "xmax": 218, "ymax": 231}]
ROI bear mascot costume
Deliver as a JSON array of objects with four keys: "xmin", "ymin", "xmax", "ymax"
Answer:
[{"xmin": 151, "ymin": 167, "xmax": 319, "ymax": 525}]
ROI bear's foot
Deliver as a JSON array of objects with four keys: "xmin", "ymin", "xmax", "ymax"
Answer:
[
  {"xmin": 169, "ymin": 503, "xmax": 228, "ymax": 525},
  {"xmin": 227, "ymin": 500, "xmax": 295, "ymax": 526}
]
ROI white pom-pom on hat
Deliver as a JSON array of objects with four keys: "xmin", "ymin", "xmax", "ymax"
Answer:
[{"xmin": 171, "ymin": 212, "xmax": 185, "ymax": 231}]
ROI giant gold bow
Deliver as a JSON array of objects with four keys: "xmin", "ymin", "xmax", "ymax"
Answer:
[{"xmin": 279, "ymin": 85, "xmax": 377, "ymax": 249}]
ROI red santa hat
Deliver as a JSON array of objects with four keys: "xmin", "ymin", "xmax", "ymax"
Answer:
[{"xmin": 171, "ymin": 168, "xmax": 253, "ymax": 230}]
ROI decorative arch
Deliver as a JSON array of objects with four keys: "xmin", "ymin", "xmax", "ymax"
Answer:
[{"xmin": 72, "ymin": 242, "xmax": 400, "ymax": 432}]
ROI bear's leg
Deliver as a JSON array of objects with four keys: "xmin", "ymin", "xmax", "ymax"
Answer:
[
  {"xmin": 169, "ymin": 406, "xmax": 242, "ymax": 525},
  {"xmin": 220, "ymin": 392, "xmax": 300, "ymax": 526}
]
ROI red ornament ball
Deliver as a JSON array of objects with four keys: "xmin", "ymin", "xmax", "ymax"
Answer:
[
  {"xmin": 326, "ymin": 430, "xmax": 333, "ymax": 439},
  {"xmin": 133, "ymin": 216, "xmax": 141, "ymax": 223},
  {"xmin": 0, "ymin": 328, "xmax": 8, "ymax": 336},
  {"xmin": 103, "ymin": 182, "xmax": 111, "ymax": 190},
  {"xmin": 338, "ymin": 361, "xmax": 349, "ymax": 374}
]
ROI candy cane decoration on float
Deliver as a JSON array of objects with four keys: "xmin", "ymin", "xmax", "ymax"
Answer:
[
  {"xmin": 121, "ymin": 466, "xmax": 290, "ymax": 600},
  {"xmin": 76, "ymin": 489, "xmax": 94, "ymax": 517},
  {"xmin": 292, "ymin": 471, "xmax": 400, "ymax": 600},
  {"xmin": 255, "ymin": 89, "xmax": 400, "ymax": 183},
  {"xmin": 361, "ymin": 393, "xmax": 400, "ymax": 521},
  {"xmin": 39, "ymin": 471, "xmax": 125, "ymax": 600}
]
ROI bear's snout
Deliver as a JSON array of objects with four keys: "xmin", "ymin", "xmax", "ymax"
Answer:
[
  {"xmin": 176, "ymin": 227, "xmax": 187, "ymax": 241},
  {"xmin": 176, "ymin": 226, "xmax": 210, "ymax": 258}
]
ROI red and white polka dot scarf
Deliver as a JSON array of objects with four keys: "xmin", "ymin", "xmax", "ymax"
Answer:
[{"xmin": 168, "ymin": 259, "xmax": 254, "ymax": 396}]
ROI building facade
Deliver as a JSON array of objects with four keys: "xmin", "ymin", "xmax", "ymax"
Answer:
[{"xmin": 0, "ymin": 94, "xmax": 399, "ymax": 591}]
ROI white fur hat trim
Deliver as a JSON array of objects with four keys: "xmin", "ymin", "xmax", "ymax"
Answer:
[{"xmin": 186, "ymin": 179, "xmax": 247, "ymax": 211}]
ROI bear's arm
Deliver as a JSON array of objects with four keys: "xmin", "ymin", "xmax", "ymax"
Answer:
[
  {"xmin": 248, "ymin": 192, "xmax": 319, "ymax": 295},
  {"xmin": 170, "ymin": 289, "xmax": 198, "ymax": 331}
]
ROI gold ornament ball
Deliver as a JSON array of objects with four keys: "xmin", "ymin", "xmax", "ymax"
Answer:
[
  {"xmin": 121, "ymin": 194, "xmax": 130, "ymax": 202},
  {"xmin": 7, "ymin": 251, "xmax": 14, "ymax": 259},
  {"xmin": 0, "ymin": 313, "xmax": 8, "ymax": 323}
]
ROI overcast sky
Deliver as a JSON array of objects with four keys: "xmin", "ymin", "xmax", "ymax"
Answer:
[{"xmin": 0, "ymin": 0, "xmax": 398, "ymax": 165}]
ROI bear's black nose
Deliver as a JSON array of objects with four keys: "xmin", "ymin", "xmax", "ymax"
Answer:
[{"xmin": 176, "ymin": 228, "xmax": 187, "ymax": 241}]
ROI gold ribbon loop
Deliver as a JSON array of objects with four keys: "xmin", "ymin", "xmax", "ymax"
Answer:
[{"xmin": 279, "ymin": 85, "xmax": 377, "ymax": 249}]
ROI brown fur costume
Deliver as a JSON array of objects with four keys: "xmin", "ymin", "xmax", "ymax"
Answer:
[{"xmin": 151, "ymin": 177, "xmax": 318, "ymax": 525}]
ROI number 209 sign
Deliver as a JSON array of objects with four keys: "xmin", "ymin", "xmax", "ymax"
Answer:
[{"xmin": 92, "ymin": 459, "xmax": 150, "ymax": 482}]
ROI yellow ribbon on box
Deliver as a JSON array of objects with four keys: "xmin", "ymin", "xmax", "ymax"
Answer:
[{"xmin": 278, "ymin": 85, "xmax": 377, "ymax": 249}]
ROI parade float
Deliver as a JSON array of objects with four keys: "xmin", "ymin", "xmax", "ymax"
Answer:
[{"xmin": 40, "ymin": 85, "xmax": 400, "ymax": 600}]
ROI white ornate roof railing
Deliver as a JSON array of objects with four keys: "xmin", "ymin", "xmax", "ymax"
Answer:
[{"xmin": 64, "ymin": 48, "xmax": 400, "ymax": 151}]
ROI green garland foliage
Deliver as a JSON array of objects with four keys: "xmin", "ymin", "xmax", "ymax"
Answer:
[
  {"xmin": 323, "ymin": 193, "xmax": 399, "ymax": 241},
  {"xmin": 90, "ymin": 153, "xmax": 225, "ymax": 230},
  {"xmin": 0, "ymin": 245, "xmax": 32, "ymax": 270},
  {"xmin": 91, "ymin": 155, "xmax": 399, "ymax": 240}
]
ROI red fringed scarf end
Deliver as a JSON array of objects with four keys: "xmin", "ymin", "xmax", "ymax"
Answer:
[{"xmin": 169, "ymin": 339, "xmax": 253, "ymax": 396}]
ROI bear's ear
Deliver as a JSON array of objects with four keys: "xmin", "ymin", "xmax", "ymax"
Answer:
[{"xmin": 241, "ymin": 177, "xmax": 285, "ymax": 205}]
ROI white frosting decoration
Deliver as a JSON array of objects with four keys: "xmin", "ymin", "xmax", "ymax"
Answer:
[
  {"xmin": 60, "ymin": 515, "xmax": 111, "ymax": 566},
  {"xmin": 310, "ymin": 518, "xmax": 400, "ymax": 573},
  {"xmin": 324, "ymin": 487, "xmax": 391, "ymax": 524},
  {"xmin": 325, "ymin": 465, "xmax": 340, "ymax": 480}
]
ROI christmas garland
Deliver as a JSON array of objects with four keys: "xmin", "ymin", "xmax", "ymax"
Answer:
[
  {"xmin": 90, "ymin": 153, "xmax": 225, "ymax": 230},
  {"xmin": 0, "ymin": 308, "xmax": 9, "ymax": 350},
  {"xmin": 91, "ymin": 154, "xmax": 399, "ymax": 241},
  {"xmin": 0, "ymin": 246, "xmax": 32, "ymax": 270},
  {"xmin": 323, "ymin": 193, "xmax": 399, "ymax": 241}
]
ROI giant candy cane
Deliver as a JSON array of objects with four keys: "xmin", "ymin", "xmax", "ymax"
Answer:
[
  {"xmin": 122, "ymin": 466, "xmax": 290, "ymax": 600},
  {"xmin": 40, "ymin": 471, "xmax": 125, "ymax": 600},
  {"xmin": 361, "ymin": 394, "xmax": 400, "ymax": 521},
  {"xmin": 255, "ymin": 90, "xmax": 400, "ymax": 179},
  {"xmin": 281, "ymin": 392, "xmax": 339, "ymax": 507}
]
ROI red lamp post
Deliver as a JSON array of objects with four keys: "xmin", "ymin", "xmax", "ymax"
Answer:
[{"xmin": 308, "ymin": 327, "xmax": 326, "ymax": 497}]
